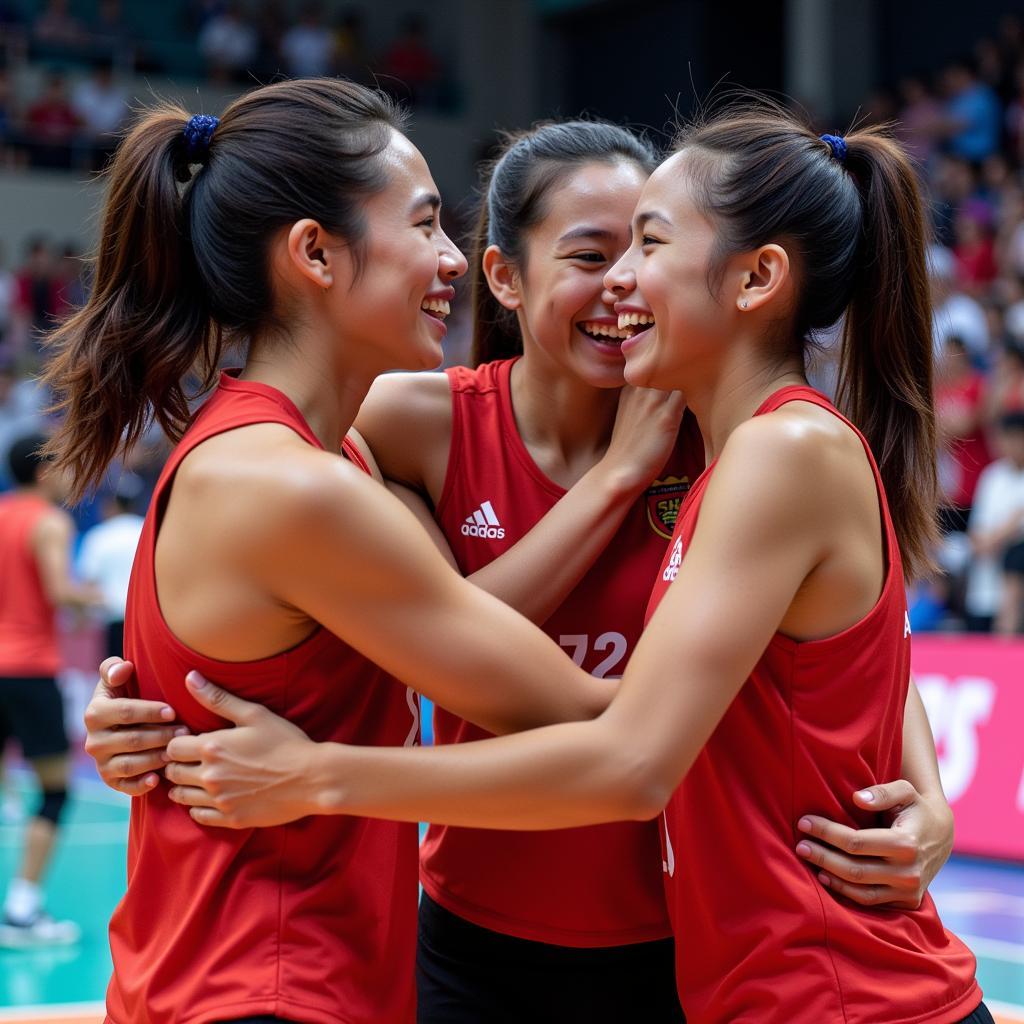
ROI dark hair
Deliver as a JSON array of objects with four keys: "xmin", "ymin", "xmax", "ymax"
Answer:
[
  {"xmin": 674, "ymin": 99, "xmax": 937, "ymax": 580},
  {"xmin": 43, "ymin": 78, "xmax": 407, "ymax": 504},
  {"xmin": 8, "ymin": 432, "xmax": 51, "ymax": 486},
  {"xmin": 471, "ymin": 120, "xmax": 658, "ymax": 366}
]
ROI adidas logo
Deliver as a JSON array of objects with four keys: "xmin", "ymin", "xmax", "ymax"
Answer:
[{"xmin": 461, "ymin": 500, "xmax": 506, "ymax": 539}]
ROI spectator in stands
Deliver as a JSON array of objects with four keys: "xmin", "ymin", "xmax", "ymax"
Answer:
[
  {"xmin": 11, "ymin": 238, "xmax": 60, "ymax": 367},
  {"xmin": 986, "ymin": 340, "xmax": 1024, "ymax": 424},
  {"xmin": 31, "ymin": 0, "xmax": 85, "ymax": 51},
  {"xmin": 54, "ymin": 244, "xmax": 86, "ymax": 316},
  {"xmin": 334, "ymin": 7, "xmax": 371, "ymax": 84},
  {"xmin": 897, "ymin": 75, "xmax": 943, "ymax": 169},
  {"xmin": 966, "ymin": 411, "xmax": 1024, "ymax": 632},
  {"xmin": 252, "ymin": 0, "xmax": 287, "ymax": 79},
  {"xmin": 88, "ymin": 0, "xmax": 135, "ymax": 69},
  {"xmin": 198, "ymin": 1, "xmax": 258, "ymax": 83},
  {"xmin": 72, "ymin": 59, "xmax": 127, "ymax": 169},
  {"xmin": 1007, "ymin": 60, "xmax": 1024, "ymax": 168},
  {"xmin": 0, "ymin": 245, "xmax": 14, "ymax": 351},
  {"xmin": 930, "ymin": 243, "xmax": 990, "ymax": 361},
  {"xmin": 381, "ymin": 13, "xmax": 441, "ymax": 107},
  {"xmin": 941, "ymin": 58, "xmax": 1002, "ymax": 163},
  {"xmin": 0, "ymin": 360, "xmax": 41, "ymax": 491},
  {"xmin": 24, "ymin": 71, "xmax": 80, "ymax": 171},
  {"xmin": 954, "ymin": 207, "xmax": 999, "ymax": 293},
  {"xmin": 936, "ymin": 335, "xmax": 993, "ymax": 533},
  {"xmin": 280, "ymin": 2, "xmax": 335, "ymax": 79},
  {"xmin": 77, "ymin": 472, "xmax": 144, "ymax": 660}
]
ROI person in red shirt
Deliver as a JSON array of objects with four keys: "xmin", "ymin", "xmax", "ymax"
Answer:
[
  {"xmin": 25, "ymin": 71, "xmax": 80, "ymax": 170},
  {"xmin": 41, "ymin": 79, "xmax": 626, "ymax": 1024},
  {"xmin": 157, "ymin": 104, "xmax": 991, "ymax": 1024},
  {"xmin": 0, "ymin": 432, "xmax": 100, "ymax": 947}
]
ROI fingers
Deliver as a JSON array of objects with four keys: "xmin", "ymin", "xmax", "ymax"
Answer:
[
  {"xmin": 814, "ymin": 872, "xmax": 922, "ymax": 909},
  {"xmin": 167, "ymin": 784, "xmax": 218, "ymax": 810},
  {"xmin": 168, "ymin": 785, "xmax": 244, "ymax": 829},
  {"xmin": 162, "ymin": 761, "xmax": 206, "ymax": 788},
  {"xmin": 796, "ymin": 816, "xmax": 917, "ymax": 863},
  {"xmin": 99, "ymin": 658, "xmax": 135, "ymax": 690},
  {"xmin": 853, "ymin": 779, "xmax": 918, "ymax": 813},
  {"xmin": 85, "ymin": 724, "xmax": 184, "ymax": 759},
  {"xmin": 184, "ymin": 672, "xmax": 260, "ymax": 725},
  {"xmin": 795, "ymin": 838, "xmax": 921, "ymax": 891},
  {"xmin": 165, "ymin": 734, "xmax": 212, "ymax": 763},
  {"xmin": 84, "ymin": 697, "xmax": 175, "ymax": 730},
  {"xmin": 112, "ymin": 773, "xmax": 161, "ymax": 798},
  {"xmin": 97, "ymin": 752, "xmax": 172, "ymax": 786}
]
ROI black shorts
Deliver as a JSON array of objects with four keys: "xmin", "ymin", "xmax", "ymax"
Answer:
[
  {"xmin": 0, "ymin": 676, "xmax": 69, "ymax": 760},
  {"xmin": 960, "ymin": 1003, "xmax": 995, "ymax": 1024},
  {"xmin": 1004, "ymin": 539, "xmax": 1024, "ymax": 576},
  {"xmin": 416, "ymin": 891, "xmax": 684, "ymax": 1024}
]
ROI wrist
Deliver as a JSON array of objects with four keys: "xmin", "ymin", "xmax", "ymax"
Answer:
[
  {"xmin": 309, "ymin": 742, "xmax": 350, "ymax": 816},
  {"xmin": 592, "ymin": 459, "xmax": 650, "ymax": 502}
]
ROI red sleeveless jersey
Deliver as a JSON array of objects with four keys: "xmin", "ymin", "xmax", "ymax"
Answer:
[
  {"xmin": 419, "ymin": 357, "xmax": 705, "ymax": 946},
  {"xmin": 0, "ymin": 492, "xmax": 59, "ymax": 676},
  {"xmin": 106, "ymin": 373, "xmax": 419, "ymax": 1024},
  {"xmin": 645, "ymin": 386, "xmax": 980, "ymax": 1024}
]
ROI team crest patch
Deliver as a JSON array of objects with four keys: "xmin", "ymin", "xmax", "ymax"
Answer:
[{"xmin": 645, "ymin": 476, "xmax": 690, "ymax": 539}]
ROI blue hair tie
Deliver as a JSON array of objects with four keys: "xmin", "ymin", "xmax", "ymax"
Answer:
[
  {"xmin": 820, "ymin": 133, "xmax": 847, "ymax": 164},
  {"xmin": 183, "ymin": 114, "xmax": 219, "ymax": 161}
]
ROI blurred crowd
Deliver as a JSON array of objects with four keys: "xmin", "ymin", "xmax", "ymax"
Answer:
[
  {"xmin": 3, "ymin": 9, "xmax": 1024, "ymax": 633},
  {"xmin": 0, "ymin": 0, "xmax": 452, "ymax": 170}
]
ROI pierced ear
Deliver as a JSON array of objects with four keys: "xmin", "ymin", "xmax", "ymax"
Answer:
[
  {"xmin": 482, "ymin": 244, "xmax": 522, "ymax": 310},
  {"xmin": 736, "ymin": 243, "xmax": 790, "ymax": 313},
  {"xmin": 286, "ymin": 219, "xmax": 334, "ymax": 290}
]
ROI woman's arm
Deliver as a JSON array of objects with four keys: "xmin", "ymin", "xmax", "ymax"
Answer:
[
  {"xmin": 356, "ymin": 373, "xmax": 690, "ymax": 625},
  {"xmin": 795, "ymin": 680, "xmax": 954, "ymax": 908},
  {"xmin": 163, "ymin": 415, "xmax": 831, "ymax": 829}
]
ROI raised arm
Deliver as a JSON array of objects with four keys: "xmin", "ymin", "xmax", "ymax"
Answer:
[{"xmin": 356, "ymin": 372, "xmax": 689, "ymax": 624}]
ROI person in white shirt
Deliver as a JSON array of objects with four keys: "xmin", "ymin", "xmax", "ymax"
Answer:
[
  {"xmin": 928, "ymin": 244, "xmax": 990, "ymax": 362},
  {"xmin": 76, "ymin": 473, "xmax": 144, "ymax": 658},
  {"xmin": 965, "ymin": 412, "xmax": 1024, "ymax": 630}
]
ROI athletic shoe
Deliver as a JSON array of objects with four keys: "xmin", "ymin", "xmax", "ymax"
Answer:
[{"xmin": 0, "ymin": 913, "xmax": 81, "ymax": 949}]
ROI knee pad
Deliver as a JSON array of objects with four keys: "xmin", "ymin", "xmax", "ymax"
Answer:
[{"xmin": 37, "ymin": 788, "xmax": 67, "ymax": 825}]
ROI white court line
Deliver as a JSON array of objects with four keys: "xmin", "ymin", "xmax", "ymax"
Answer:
[{"xmin": 0, "ymin": 1002, "xmax": 104, "ymax": 1020}]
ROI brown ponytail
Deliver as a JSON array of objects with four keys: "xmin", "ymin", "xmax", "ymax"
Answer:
[
  {"xmin": 44, "ymin": 104, "xmax": 214, "ymax": 503},
  {"xmin": 675, "ymin": 99, "xmax": 937, "ymax": 579},
  {"xmin": 838, "ymin": 127, "xmax": 938, "ymax": 580},
  {"xmin": 469, "ymin": 119, "xmax": 659, "ymax": 368},
  {"xmin": 43, "ymin": 78, "xmax": 406, "ymax": 503}
]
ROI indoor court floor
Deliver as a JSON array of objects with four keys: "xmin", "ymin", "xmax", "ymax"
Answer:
[{"xmin": 1, "ymin": 761, "xmax": 1022, "ymax": 1024}]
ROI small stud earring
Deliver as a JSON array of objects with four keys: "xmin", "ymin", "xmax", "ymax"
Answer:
[{"xmin": 740, "ymin": 299, "xmax": 749, "ymax": 310}]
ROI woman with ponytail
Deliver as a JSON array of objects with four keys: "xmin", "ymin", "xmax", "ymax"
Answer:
[
  {"xmin": 109, "ymin": 107, "xmax": 977, "ymax": 1022},
  {"xmin": 43, "ymin": 81, "xmax": 652, "ymax": 1023}
]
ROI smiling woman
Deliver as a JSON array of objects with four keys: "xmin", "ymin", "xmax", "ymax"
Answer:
[{"xmin": 38, "ymin": 81, "xmax": 636, "ymax": 1024}]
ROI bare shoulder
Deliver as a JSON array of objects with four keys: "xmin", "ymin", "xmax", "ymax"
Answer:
[{"xmin": 355, "ymin": 371, "xmax": 453, "ymax": 487}]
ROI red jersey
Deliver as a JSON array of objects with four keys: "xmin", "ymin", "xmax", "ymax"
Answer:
[
  {"xmin": 419, "ymin": 357, "xmax": 705, "ymax": 946},
  {"xmin": 936, "ymin": 373, "xmax": 992, "ymax": 509},
  {"xmin": 0, "ymin": 492, "xmax": 59, "ymax": 676},
  {"xmin": 106, "ymin": 373, "xmax": 419, "ymax": 1024},
  {"xmin": 645, "ymin": 386, "xmax": 980, "ymax": 1024}
]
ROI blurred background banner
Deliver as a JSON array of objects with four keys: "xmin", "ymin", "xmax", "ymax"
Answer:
[{"xmin": 914, "ymin": 637, "xmax": 1024, "ymax": 861}]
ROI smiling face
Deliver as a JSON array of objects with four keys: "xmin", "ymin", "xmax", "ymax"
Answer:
[
  {"xmin": 497, "ymin": 159, "xmax": 648, "ymax": 389},
  {"xmin": 604, "ymin": 150, "xmax": 732, "ymax": 392},
  {"xmin": 329, "ymin": 130, "xmax": 467, "ymax": 372}
]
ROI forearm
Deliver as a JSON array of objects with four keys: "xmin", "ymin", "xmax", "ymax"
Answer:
[
  {"xmin": 311, "ymin": 717, "xmax": 659, "ymax": 829},
  {"xmin": 901, "ymin": 680, "xmax": 948, "ymax": 803},
  {"xmin": 467, "ymin": 463, "xmax": 643, "ymax": 624}
]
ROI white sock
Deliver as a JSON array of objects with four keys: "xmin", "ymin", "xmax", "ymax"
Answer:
[{"xmin": 4, "ymin": 877, "xmax": 41, "ymax": 924}]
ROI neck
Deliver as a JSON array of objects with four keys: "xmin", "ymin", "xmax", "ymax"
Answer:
[
  {"xmin": 240, "ymin": 326, "xmax": 377, "ymax": 453},
  {"xmin": 510, "ymin": 350, "xmax": 620, "ymax": 475},
  {"xmin": 683, "ymin": 344, "xmax": 806, "ymax": 461}
]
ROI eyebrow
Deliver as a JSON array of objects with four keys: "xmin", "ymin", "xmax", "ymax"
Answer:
[
  {"xmin": 557, "ymin": 226, "xmax": 617, "ymax": 243},
  {"xmin": 635, "ymin": 210, "xmax": 673, "ymax": 230},
  {"xmin": 410, "ymin": 192, "xmax": 442, "ymax": 214}
]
